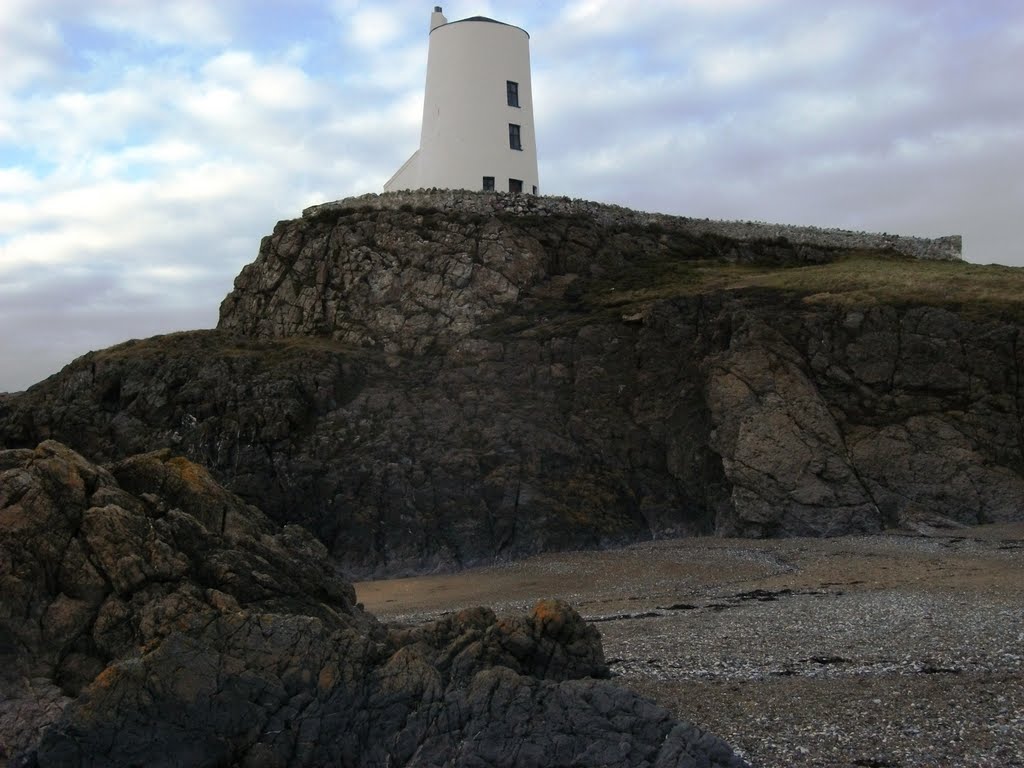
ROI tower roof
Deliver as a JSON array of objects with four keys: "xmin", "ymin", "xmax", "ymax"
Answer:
[{"xmin": 431, "ymin": 15, "xmax": 529, "ymax": 38}]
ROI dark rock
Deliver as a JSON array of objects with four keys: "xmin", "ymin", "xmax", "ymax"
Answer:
[
  {"xmin": 704, "ymin": 312, "xmax": 881, "ymax": 537},
  {"xmin": 0, "ymin": 195, "xmax": 1021, "ymax": 576},
  {"xmin": 0, "ymin": 441, "xmax": 746, "ymax": 767}
]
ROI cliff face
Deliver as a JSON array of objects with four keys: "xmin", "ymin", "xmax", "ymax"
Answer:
[{"xmin": 1, "ymin": 193, "xmax": 1021, "ymax": 576}]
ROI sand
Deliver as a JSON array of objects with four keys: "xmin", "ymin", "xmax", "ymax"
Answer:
[{"xmin": 357, "ymin": 523, "xmax": 1024, "ymax": 768}]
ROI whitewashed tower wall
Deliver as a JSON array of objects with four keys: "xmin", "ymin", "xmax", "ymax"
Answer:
[{"xmin": 385, "ymin": 7, "xmax": 539, "ymax": 195}]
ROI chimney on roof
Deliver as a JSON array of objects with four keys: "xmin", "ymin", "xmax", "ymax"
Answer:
[{"xmin": 430, "ymin": 6, "xmax": 446, "ymax": 31}]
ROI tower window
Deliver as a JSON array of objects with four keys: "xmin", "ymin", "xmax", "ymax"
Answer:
[
  {"xmin": 509, "ymin": 178, "xmax": 523, "ymax": 194},
  {"xmin": 532, "ymin": 185, "xmax": 537, "ymax": 195},
  {"xmin": 507, "ymin": 80, "xmax": 519, "ymax": 108},
  {"xmin": 509, "ymin": 123, "xmax": 522, "ymax": 151},
  {"xmin": 482, "ymin": 176, "xmax": 495, "ymax": 191}
]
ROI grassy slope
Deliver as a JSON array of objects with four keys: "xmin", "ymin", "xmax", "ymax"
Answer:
[{"xmin": 587, "ymin": 254, "xmax": 1024, "ymax": 323}]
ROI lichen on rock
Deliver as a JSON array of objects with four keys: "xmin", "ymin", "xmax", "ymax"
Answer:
[{"xmin": 0, "ymin": 441, "xmax": 747, "ymax": 767}]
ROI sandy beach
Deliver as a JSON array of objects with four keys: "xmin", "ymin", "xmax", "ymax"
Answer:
[{"xmin": 357, "ymin": 524, "xmax": 1024, "ymax": 768}]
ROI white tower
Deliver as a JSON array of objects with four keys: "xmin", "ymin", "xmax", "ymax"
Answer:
[{"xmin": 384, "ymin": 6, "xmax": 539, "ymax": 195}]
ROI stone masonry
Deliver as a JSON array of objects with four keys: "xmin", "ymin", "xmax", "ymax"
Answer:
[{"xmin": 305, "ymin": 190, "xmax": 963, "ymax": 262}]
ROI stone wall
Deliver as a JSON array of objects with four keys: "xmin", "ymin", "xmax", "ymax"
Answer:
[{"xmin": 304, "ymin": 190, "xmax": 963, "ymax": 262}]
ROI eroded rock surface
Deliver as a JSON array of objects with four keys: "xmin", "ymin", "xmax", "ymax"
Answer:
[
  {"xmin": 0, "ymin": 194, "xmax": 1021, "ymax": 575},
  {"xmin": 0, "ymin": 441, "xmax": 746, "ymax": 767}
]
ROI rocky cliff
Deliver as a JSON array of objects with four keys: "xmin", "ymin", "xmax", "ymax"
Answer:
[
  {"xmin": 1, "ymin": 192, "xmax": 1021, "ymax": 576},
  {"xmin": 1, "ymin": 441, "xmax": 746, "ymax": 766}
]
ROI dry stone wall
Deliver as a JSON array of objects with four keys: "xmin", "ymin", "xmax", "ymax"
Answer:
[{"xmin": 305, "ymin": 190, "xmax": 963, "ymax": 262}]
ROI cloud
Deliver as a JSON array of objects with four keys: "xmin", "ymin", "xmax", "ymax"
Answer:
[
  {"xmin": 0, "ymin": 265, "xmax": 221, "ymax": 390},
  {"xmin": 536, "ymin": 0, "xmax": 1024, "ymax": 224},
  {"xmin": 82, "ymin": 0, "xmax": 233, "ymax": 46},
  {"xmin": 345, "ymin": 7, "xmax": 405, "ymax": 49},
  {"xmin": 0, "ymin": 4, "xmax": 427, "ymax": 390},
  {"xmin": 0, "ymin": 1, "xmax": 63, "ymax": 93},
  {"xmin": 694, "ymin": 13, "xmax": 866, "ymax": 89},
  {"xmin": 1, "ymin": 0, "xmax": 1023, "ymax": 392},
  {"xmin": 558, "ymin": 0, "xmax": 766, "ymax": 34},
  {"xmin": 0, "ymin": 154, "xmax": 279, "ymax": 389},
  {"xmin": 199, "ymin": 51, "xmax": 321, "ymax": 111}
]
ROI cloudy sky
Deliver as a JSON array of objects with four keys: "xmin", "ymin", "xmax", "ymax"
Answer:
[{"xmin": 2, "ymin": 0, "xmax": 1022, "ymax": 392}]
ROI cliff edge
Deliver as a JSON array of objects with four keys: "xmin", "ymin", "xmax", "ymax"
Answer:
[{"xmin": 1, "ymin": 192, "xmax": 1020, "ymax": 576}]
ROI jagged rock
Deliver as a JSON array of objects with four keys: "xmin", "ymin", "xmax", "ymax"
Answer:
[
  {"xmin": 895, "ymin": 503, "xmax": 969, "ymax": 535},
  {"xmin": 0, "ymin": 442, "xmax": 746, "ymax": 767},
  {"xmin": 0, "ymin": 195, "xmax": 1021, "ymax": 575},
  {"xmin": 389, "ymin": 599, "xmax": 608, "ymax": 685},
  {"xmin": 704, "ymin": 312, "xmax": 881, "ymax": 536},
  {"xmin": 218, "ymin": 210, "xmax": 552, "ymax": 354}
]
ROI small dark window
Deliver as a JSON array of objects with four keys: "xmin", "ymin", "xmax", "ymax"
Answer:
[
  {"xmin": 509, "ymin": 123, "xmax": 522, "ymax": 150},
  {"xmin": 482, "ymin": 176, "xmax": 495, "ymax": 191},
  {"xmin": 507, "ymin": 80, "xmax": 519, "ymax": 108},
  {"xmin": 509, "ymin": 178, "xmax": 523, "ymax": 194},
  {"xmin": 532, "ymin": 185, "xmax": 537, "ymax": 195}
]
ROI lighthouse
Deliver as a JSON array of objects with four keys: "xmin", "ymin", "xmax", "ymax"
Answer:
[{"xmin": 384, "ymin": 6, "xmax": 540, "ymax": 195}]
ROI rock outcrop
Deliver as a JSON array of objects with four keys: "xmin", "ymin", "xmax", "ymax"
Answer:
[
  {"xmin": 0, "ymin": 441, "xmax": 746, "ymax": 767},
  {"xmin": 0, "ymin": 193, "xmax": 1021, "ymax": 576}
]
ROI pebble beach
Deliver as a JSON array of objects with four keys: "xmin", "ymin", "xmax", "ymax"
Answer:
[{"xmin": 358, "ymin": 523, "xmax": 1024, "ymax": 768}]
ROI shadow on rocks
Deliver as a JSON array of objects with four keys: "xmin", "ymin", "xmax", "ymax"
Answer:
[{"xmin": 1, "ymin": 441, "xmax": 748, "ymax": 767}]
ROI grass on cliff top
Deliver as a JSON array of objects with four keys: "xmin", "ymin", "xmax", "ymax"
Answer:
[
  {"xmin": 590, "ymin": 254, "xmax": 1024, "ymax": 321},
  {"xmin": 90, "ymin": 330, "xmax": 363, "ymax": 365}
]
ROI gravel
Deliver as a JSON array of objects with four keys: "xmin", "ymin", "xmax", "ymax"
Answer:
[{"xmin": 358, "ymin": 523, "xmax": 1024, "ymax": 767}]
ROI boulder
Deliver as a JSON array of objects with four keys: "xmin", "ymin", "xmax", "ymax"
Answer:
[{"xmin": 0, "ymin": 441, "xmax": 747, "ymax": 767}]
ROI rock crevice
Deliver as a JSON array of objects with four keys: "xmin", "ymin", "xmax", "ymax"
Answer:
[
  {"xmin": 0, "ymin": 194, "xmax": 1020, "ymax": 576},
  {"xmin": 0, "ymin": 441, "xmax": 746, "ymax": 767}
]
